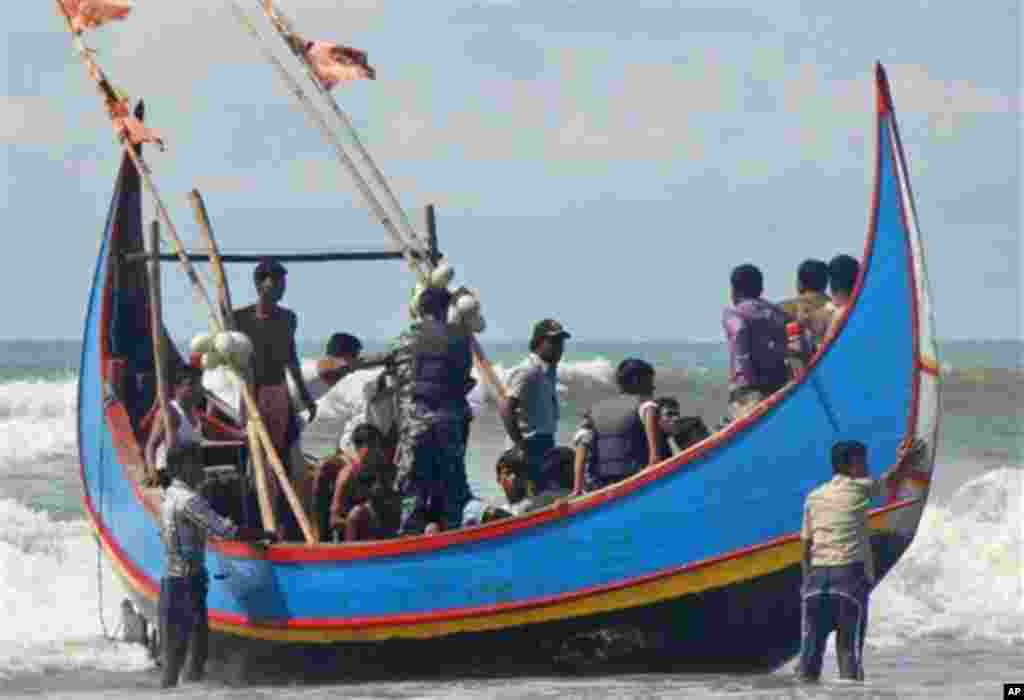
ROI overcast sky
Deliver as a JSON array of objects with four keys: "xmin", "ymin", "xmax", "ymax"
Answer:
[{"xmin": 2, "ymin": 1, "xmax": 1019, "ymax": 342}]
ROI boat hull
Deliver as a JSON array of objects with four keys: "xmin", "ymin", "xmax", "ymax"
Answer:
[{"xmin": 79, "ymin": 64, "xmax": 939, "ymax": 673}]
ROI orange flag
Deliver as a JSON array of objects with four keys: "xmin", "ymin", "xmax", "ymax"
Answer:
[
  {"xmin": 305, "ymin": 41, "xmax": 375, "ymax": 91},
  {"xmin": 59, "ymin": 0, "xmax": 133, "ymax": 34}
]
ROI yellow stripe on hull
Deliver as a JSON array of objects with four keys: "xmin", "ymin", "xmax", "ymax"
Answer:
[{"xmin": 99, "ymin": 510, "xmax": 897, "ymax": 643}]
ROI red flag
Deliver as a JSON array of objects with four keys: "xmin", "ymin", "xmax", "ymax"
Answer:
[
  {"xmin": 305, "ymin": 41, "xmax": 375, "ymax": 91},
  {"xmin": 59, "ymin": 0, "xmax": 133, "ymax": 34},
  {"xmin": 107, "ymin": 98, "xmax": 165, "ymax": 149}
]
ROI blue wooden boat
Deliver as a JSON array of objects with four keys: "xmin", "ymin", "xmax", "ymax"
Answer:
[{"xmin": 79, "ymin": 64, "xmax": 941, "ymax": 674}]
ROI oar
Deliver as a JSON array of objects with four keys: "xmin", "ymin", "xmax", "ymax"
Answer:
[
  {"xmin": 190, "ymin": 188, "xmax": 317, "ymax": 544},
  {"xmin": 145, "ymin": 220, "xmax": 174, "ymax": 483}
]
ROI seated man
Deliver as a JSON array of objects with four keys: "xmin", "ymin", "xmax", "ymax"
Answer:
[
  {"xmin": 343, "ymin": 460, "xmax": 400, "ymax": 542},
  {"xmin": 461, "ymin": 448, "xmax": 529, "ymax": 526},
  {"xmin": 328, "ymin": 423, "xmax": 385, "ymax": 541},
  {"xmin": 656, "ymin": 397, "xmax": 711, "ymax": 455},
  {"xmin": 572, "ymin": 358, "xmax": 662, "ymax": 494},
  {"xmin": 525, "ymin": 446, "xmax": 575, "ymax": 511}
]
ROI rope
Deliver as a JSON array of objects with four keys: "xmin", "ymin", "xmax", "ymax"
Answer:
[{"xmin": 95, "ymin": 437, "xmax": 114, "ymax": 641}]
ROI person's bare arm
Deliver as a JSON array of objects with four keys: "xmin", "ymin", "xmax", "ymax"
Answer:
[
  {"xmin": 329, "ymin": 464, "xmax": 355, "ymax": 531},
  {"xmin": 287, "ymin": 313, "xmax": 317, "ymax": 421},
  {"xmin": 642, "ymin": 403, "xmax": 660, "ymax": 467},
  {"xmin": 345, "ymin": 504, "xmax": 369, "ymax": 542},
  {"xmin": 500, "ymin": 396, "xmax": 525, "ymax": 447},
  {"xmin": 572, "ymin": 444, "xmax": 588, "ymax": 496}
]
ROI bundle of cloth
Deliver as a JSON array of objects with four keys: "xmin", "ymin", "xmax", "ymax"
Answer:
[
  {"xmin": 190, "ymin": 331, "xmax": 254, "ymax": 373},
  {"xmin": 409, "ymin": 262, "xmax": 486, "ymax": 332}
]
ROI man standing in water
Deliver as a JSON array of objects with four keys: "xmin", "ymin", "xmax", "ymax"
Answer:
[
  {"xmin": 798, "ymin": 438, "xmax": 925, "ymax": 682},
  {"xmin": 158, "ymin": 444, "xmax": 273, "ymax": 688},
  {"xmin": 233, "ymin": 258, "xmax": 317, "ymax": 539},
  {"xmin": 501, "ymin": 319, "xmax": 571, "ymax": 491}
]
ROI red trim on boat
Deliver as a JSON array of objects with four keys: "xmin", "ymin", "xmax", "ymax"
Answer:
[{"xmin": 84, "ymin": 480, "xmax": 921, "ymax": 629}]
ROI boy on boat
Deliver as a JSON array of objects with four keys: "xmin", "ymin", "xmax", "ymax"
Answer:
[
  {"xmin": 722, "ymin": 264, "xmax": 790, "ymax": 420},
  {"xmin": 823, "ymin": 254, "xmax": 861, "ymax": 338},
  {"xmin": 342, "ymin": 459, "xmax": 401, "ymax": 542},
  {"xmin": 233, "ymin": 258, "xmax": 317, "ymax": 539},
  {"xmin": 798, "ymin": 438, "xmax": 925, "ymax": 683},
  {"xmin": 501, "ymin": 319, "xmax": 571, "ymax": 492},
  {"xmin": 158, "ymin": 444, "xmax": 274, "ymax": 688},
  {"xmin": 145, "ymin": 366, "xmax": 205, "ymax": 486},
  {"xmin": 780, "ymin": 259, "xmax": 834, "ymax": 348}
]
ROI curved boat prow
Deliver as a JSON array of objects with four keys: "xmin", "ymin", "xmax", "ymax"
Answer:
[{"xmin": 873, "ymin": 62, "xmax": 942, "ymax": 527}]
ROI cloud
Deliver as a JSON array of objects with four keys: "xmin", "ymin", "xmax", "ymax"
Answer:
[
  {"xmin": 0, "ymin": 96, "xmax": 67, "ymax": 146},
  {"xmin": 451, "ymin": 1, "xmax": 779, "ymax": 40}
]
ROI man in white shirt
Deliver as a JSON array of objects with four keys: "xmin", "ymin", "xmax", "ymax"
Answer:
[{"xmin": 501, "ymin": 319, "xmax": 571, "ymax": 491}]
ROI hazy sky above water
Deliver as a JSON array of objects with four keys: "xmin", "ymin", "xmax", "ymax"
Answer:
[{"xmin": 2, "ymin": 1, "xmax": 1019, "ymax": 342}]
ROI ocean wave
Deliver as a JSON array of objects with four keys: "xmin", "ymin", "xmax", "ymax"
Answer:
[
  {"xmin": 871, "ymin": 467, "xmax": 1023, "ymax": 647},
  {"xmin": 0, "ymin": 465, "xmax": 1018, "ymax": 680},
  {"xmin": 0, "ymin": 499, "xmax": 149, "ymax": 681},
  {"xmin": 0, "ymin": 379, "xmax": 79, "ymax": 472}
]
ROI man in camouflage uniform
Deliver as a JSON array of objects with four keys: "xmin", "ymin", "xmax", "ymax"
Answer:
[{"xmin": 372, "ymin": 287, "xmax": 475, "ymax": 534}]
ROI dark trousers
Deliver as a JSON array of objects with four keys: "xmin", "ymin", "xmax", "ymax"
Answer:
[
  {"xmin": 158, "ymin": 573, "xmax": 209, "ymax": 688},
  {"xmin": 523, "ymin": 433, "xmax": 555, "ymax": 492},
  {"xmin": 798, "ymin": 563, "xmax": 870, "ymax": 682},
  {"xmin": 399, "ymin": 418, "xmax": 470, "ymax": 534}
]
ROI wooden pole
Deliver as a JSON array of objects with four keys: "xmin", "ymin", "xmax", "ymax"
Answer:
[
  {"xmin": 424, "ymin": 205, "xmax": 509, "ymax": 411},
  {"xmin": 238, "ymin": 381, "xmax": 316, "ymax": 544},
  {"xmin": 247, "ymin": 421, "xmax": 276, "ymax": 533},
  {"xmin": 189, "ymin": 189, "xmax": 234, "ymax": 331},
  {"xmin": 190, "ymin": 187, "xmax": 316, "ymax": 544},
  {"xmin": 145, "ymin": 220, "xmax": 174, "ymax": 482}
]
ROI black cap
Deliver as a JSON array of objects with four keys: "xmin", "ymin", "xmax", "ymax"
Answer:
[
  {"xmin": 326, "ymin": 333, "xmax": 362, "ymax": 358},
  {"xmin": 615, "ymin": 357, "xmax": 654, "ymax": 388},
  {"xmin": 530, "ymin": 319, "xmax": 571, "ymax": 348},
  {"xmin": 253, "ymin": 258, "xmax": 287, "ymax": 283}
]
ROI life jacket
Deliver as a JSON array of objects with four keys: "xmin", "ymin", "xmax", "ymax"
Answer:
[
  {"xmin": 728, "ymin": 298, "xmax": 790, "ymax": 396},
  {"xmin": 410, "ymin": 327, "xmax": 473, "ymax": 410},
  {"xmin": 589, "ymin": 395, "xmax": 648, "ymax": 482}
]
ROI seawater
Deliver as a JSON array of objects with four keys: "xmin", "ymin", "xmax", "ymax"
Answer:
[{"xmin": 0, "ymin": 339, "xmax": 1020, "ymax": 699}]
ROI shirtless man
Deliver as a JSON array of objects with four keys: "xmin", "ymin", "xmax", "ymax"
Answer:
[{"xmin": 233, "ymin": 258, "xmax": 316, "ymax": 539}]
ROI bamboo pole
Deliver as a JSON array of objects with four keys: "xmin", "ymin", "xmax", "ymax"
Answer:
[
  {"xmin": 238, "ymin": 381, "xmax": 316, "ymax": 543},
  {"xmin": 423, "ymin": 205, "xmax": 509, "ymax": 412},
  {"xmin": 228, "ymin": 0, "xmax": 431, "ymax": 284},
  {"xmin": 54, "ymin": 0, "xmax": 222, "ymax": 333},
  {"xmin": 191, "ymin": 188, "xmax": 316, "ymax": 544},
  {"xmin": 189, "ymin": 190, "xmax": 234, "ymax": 331},
  {"xmin": 260, "ymin": 0, "xmax": 426, "ymax": 262},
  {"xmin": 145, "ymin": 220, "xmax": 174, "ymax": 482},
  {"xmin": 56, "ymin": 1, "xmax": 317, "ymax": 542},
  {"xmin": 247, "ymin": 421, "xmax": 276, "ymax": 532}
]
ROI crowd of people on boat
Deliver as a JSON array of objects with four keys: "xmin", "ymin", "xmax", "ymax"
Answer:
[{"xmin": 146, "ymin": 252, "xmax": 862, "ymax": 544}]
